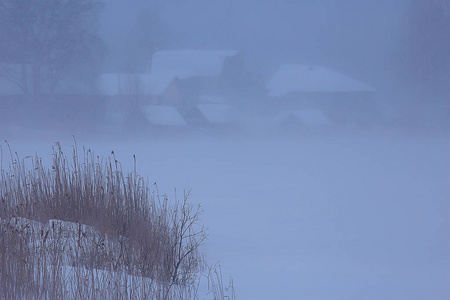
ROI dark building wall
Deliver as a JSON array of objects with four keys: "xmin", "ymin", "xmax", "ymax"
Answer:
[{"xmin": 273, "ymin": 91, "xmax": 379, "ymax": 126}]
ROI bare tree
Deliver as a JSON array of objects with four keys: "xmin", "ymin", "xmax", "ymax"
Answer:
[
  {"xmin": 0, "ymin": 0, "xmax": 105, "ymax": 95},
  {"xmin": 121, "ymin": 8, "xmax": 171, "ymax": 73}
]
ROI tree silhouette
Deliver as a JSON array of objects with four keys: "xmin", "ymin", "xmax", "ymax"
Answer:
[{"xmin": 0, "ymin": 0, "xmax": 105, "ymax": 95}]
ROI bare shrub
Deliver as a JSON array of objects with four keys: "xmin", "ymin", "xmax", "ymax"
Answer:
[
  {"xmin": 0, "ymin": 141, "xmax": 207, "ymax": 299},
  {"xmin": 206, "ymin": 264, "xmax": 236, "ymax": 300}
]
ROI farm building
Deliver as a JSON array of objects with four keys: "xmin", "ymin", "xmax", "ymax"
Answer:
[
  {"xmin": 267, "ymin": 64, "xmax": 377, "ymax": 126},
  {"xmin": 99, "ymin": 73, "xmax": 184, "ymax": 105},
  {"xmin": 99, "ymin": 50, "xmax": 245, "ymax": 110},
  {"xmin": 267, "ymin": 64, "xmax": 375, "ymax": 103},
  {"xmin": 150, "ymin": 50, "xmax": 245, "ymax": 97}
]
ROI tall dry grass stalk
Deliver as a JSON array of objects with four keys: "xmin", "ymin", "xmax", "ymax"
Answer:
[
  {"xmin": 206, "ymin": 264, "xmax": 237, "ymax": 300},
  {"xmin": 0, "ymin": 141, "xmax": 207, "ymax": 299}
]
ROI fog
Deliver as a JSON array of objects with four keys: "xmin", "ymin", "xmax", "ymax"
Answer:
[
  {"xmin": 103, "ymin": 1, "xmax": 407, "ymax": 82},
  {"xmin": 0, "ymin": 0, "xmax": 449, "ymax": 299}
]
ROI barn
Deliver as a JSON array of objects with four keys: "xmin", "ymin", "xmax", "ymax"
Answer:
[
  {"xmin": 267, "ymin": 64, "xmax": 377, "ymax": 127},
  {"xmin": 150, "ymin": 50, "xmax": 245, "ymax": 98}
]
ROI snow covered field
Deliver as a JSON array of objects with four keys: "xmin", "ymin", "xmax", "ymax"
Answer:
[{"xmin": 6, "ymin": 132, "xmax": 450, "ymax": 299}]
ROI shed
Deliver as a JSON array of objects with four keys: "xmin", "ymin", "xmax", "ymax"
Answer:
[
  {"xmin": 99, "ymin": 73, "xmax": 186, "ymax": 107},
  {"xmin": 267, "ymin": 64, "xmax": 377, "ymax": 124},
  {"xmin": 99, "ymin": 73, "xmax": 176, "ymax": 97},
  {"xmin": 151, "ymin": 50, "xmax": 241, "ymax": 77},
  {"xmin": 150, "ymin": 50, "xmax": 245, "ymax": 95}
]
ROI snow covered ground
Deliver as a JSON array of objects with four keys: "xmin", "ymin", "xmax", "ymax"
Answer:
[{"xmin": 6, "ymin": 132, "xmax": 449, "ymax": 299}]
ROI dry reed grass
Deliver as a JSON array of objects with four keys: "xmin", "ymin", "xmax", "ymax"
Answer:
[{"xmin": 0, "ymin": 141, "xmax": 208, "ymax": 299}]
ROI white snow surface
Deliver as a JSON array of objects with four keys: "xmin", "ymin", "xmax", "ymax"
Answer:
[
  {"xmin": 151, "ymin": 50, "xmax": 239, "ymax": 78},
  {"xmin": 267, "ymin": 64, "xmax": 376, "ymax": 97},
  {"xmin": 140, "ymin": 105, "xmax": 187, "ymax": 126},
  {"xmin": 7, "ymin": 134, "xmax": 450, "ymax": 300}
]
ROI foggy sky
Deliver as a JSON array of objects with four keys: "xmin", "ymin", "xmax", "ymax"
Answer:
[{"xmin": 101, "ymin": 0, "xmax": 410, "ymax": 86}]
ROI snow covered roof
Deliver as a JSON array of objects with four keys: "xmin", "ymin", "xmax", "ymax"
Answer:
[
  {"xmin": 267, "ymin": 64, "xmax": 375, "ymax": 97},
  {"xmin": 280, "ymin": 109, "xmax": 332, "ymax": 128},
  {"xmin": 99, "ymin": 73, "xmax": 176, "ymax": 96},
  {"xmin": 197, "ymin": 104, "xmax": 241, "ymax": 124},
  {"xmin": 140, "ymin": 105, "xmax": 187, "ymax": 126},
  {"xmin": 151, "ymin": 50, "xmax": 240, "ymax": 79}
]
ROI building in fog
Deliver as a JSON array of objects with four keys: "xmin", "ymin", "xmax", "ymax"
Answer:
[
  {"xmin": 150, "ymin": 50, "xmax": 246, "ymax": 99},
  {"xmin": 267, "ymin": 64, "xmax": 377, "ymax": 127},
  {"xmin": 99, "ymin": 50, "xmax": 249, "ymax": 131},
  {"xmin": 99, "ymin": 73, "xmax": 183, "ymax": 105},
  {"xmin": 100, "ymin": 50, "xmax": 245, "ymax": 108}
]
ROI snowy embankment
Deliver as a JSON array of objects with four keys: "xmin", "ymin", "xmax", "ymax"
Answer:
[
  {"xmin": 0, "ymin": 217, "xmax": 203, "ymax": 299},
  {"xmin": 0, "ymin": 145, "xmax": 217, "ymax": 299}
]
